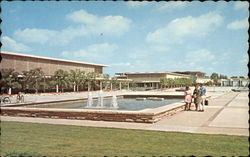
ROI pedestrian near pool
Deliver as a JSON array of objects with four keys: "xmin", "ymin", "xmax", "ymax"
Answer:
[
  {"xmin": 199, "ymin": 83, "xmax": 206, "ymax": 111},
  {"xmin": 184, "ymin": 86, "xmax": 192, "ymax": 110},
  {"xmin": 193, "ymin": 84, "xmax": 200, "ymax": 111}
]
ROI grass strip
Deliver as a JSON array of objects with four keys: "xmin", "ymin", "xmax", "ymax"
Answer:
[{"xmin": 0, "ymin": 121, "xmax": 248, "ymax": 156}]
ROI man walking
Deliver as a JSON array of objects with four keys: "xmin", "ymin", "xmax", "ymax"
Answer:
[{"xmin": 199, "ymin": 83, "xmax": 206, "ymax": 111}]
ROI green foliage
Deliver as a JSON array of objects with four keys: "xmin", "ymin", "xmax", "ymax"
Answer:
[
  {"xmin": 68, "ymin": 69, "xmax": 86, "ymax": 91},
  {"xmin": 86, "ymin": 72, "xmax": 100, "ymax": 90},
  {"xmin": 160, "ymin": 78, "xmax": 195, "ymax": 88},
  {"xmin": 3, "ymin": 151, "xmax": 42, "ymax": 157},
  {"xmin": 219, "ymin": 74, "xmax": 228, "ymax": 79},
  {"xmin": 22, "ymin": 68, "xmax": 44, "ymax": 93},
  {"xmin": 210, "ymin": 73, "xmax": 219, "ymax": 79},
  {"xmin": 102, "ymin": 74, "xmax": 111, "ymax": 90},
  {"xmin": 0, "ymin": 69, "xmax": 21, "ymax": 94},
  {"xmin": 52, "ymin": 69, "xmax": 70, "ymax": 92},
  {"xmin": 231, "ymin": 76, "xmax": 238, "ymax": 78},
  {"xmin": 110, "ymin": 78, "xmax": 119, "ymax": 89},
  {"xmin": 0, "ymin": 68, "xmax": 106, "ymax": 93}
]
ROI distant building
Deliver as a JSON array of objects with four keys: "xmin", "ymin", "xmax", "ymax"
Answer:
[
  {"xmin": 195, "ymin": 77, "xmax": 213, "ymax": 84},
  {"xmin": 115, "ymin": 72, "xmax": 190, "ymax": 88},
  {"xmin": 0, "ymin": 51, "xmax": 107, "ymax": 76},
  {"xmin": 219, "ymin": 78, "xmax": 249, "ymax": 87},
  {"xmin": 173, "ymin": 71, "xmax": 212, "ymax": 84}
]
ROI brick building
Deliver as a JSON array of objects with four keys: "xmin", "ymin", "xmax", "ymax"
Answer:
[{"xmin": 0, "ymin": 51, "xmax": 107, "ymax": 76}]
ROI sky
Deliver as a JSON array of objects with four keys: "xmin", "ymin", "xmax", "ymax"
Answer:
[{"xmin": 1, "ymin": 1, "xmax": 249, "ymax": 77}]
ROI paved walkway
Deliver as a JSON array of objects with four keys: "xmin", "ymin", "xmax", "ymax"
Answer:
[{"xmin": 1, "ymin": 91, "xmax": 248, "ymax": 136}]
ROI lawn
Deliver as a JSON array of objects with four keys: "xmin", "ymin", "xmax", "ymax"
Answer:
[{"xmin": 0, "ymin": 121, "xmax": 248, "ymax": 156}]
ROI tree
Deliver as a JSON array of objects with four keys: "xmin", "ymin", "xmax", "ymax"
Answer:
[
  {"xmin": 210, "ymin": 73, "xmax": 219, "ymax": 79},
  {"xmin": 219, "ymin": 74, "xmax": 228, "ymax": 79},
  {"xmin": 210, "ymin": 73, "xmax": 219, "ymax": 85},
  {"xmin": 0, "ymin": 69, "xmax": 21, "ymax": 94},
  {"xmin": 27, "ymin": 68, "xmax": 44, "ymax": 93},
  {"xmin": 102, "ymin": 74, "xmax": 110, "ymax": 90},
  {"xmin": 51, "ymin": 69, "xmax": 70, "ymax": 92},
  {"xmin": 85, "ymin": 72, "xmax": 100, "ymax": 91},
  {"xmin": 69, "ymin": 69, "xmax": 86, "ymax": 92},
  {"xmin": 231, "ymin": 76, "xmax": 238, "ymax": 78},
  {"xmin": 160, "ymin": 77, "xmax": 195, "ymax": 88},
  {"xmin": 110, "ymin": 78, "xmax": 119, "ymax": 90}
]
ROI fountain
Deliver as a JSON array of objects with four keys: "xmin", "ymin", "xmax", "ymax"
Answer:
[
  {"xmin": 111, "ymin": 94, "xmax": 118, "ymax": 109},
  {"xmin": 86, "ymin": 92, "xmax": 93, "ymax": 108},
  {"xmin": 97, "ymin": 90, "xmax": 104, "ymax": 108},
  {"xmin": 85, "ymin": 90, "xmax": 118, "ymax": 109}
]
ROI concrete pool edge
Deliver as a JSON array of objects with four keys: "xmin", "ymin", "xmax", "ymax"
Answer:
[{"xmin": 0, "ymin": 102, "xmax": 185, "ymax": 123}]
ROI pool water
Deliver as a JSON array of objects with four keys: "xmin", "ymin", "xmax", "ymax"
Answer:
[{"xmin": 29, "ymin": 98, "xmax": 182, "ymax": 111}]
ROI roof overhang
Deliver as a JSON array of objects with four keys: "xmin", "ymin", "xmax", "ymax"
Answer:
[{"xmin": 1, "ymin": 51, "xmax": 108, "ymax": 67}]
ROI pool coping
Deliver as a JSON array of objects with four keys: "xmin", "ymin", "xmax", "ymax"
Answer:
[{"xmin": 0, "ymin": 94, "xmax": 186, "ymax": 123}]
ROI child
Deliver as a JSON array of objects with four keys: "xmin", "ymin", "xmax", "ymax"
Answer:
[{"xmin": 184, "ymin": 86, "xmax": 192, "ymax": 110}]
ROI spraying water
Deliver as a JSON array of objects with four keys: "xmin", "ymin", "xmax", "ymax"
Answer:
[
  {"xmin": 111, "ymin": 94, "xmax": 118, "ymax": 108},
  {"xmin": 87, "ymin": 92, "xmax": 93, "ymax": 107},
  {"xmin": 97, "ymin": 90, "xmax": 104, "ymax": 107}
]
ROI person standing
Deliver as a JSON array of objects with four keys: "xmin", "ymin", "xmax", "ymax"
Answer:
[
  {"xmin": 193, "ymin": 84, "xmax": 200, "ymax": 111},
  {"xmin": 184, "ymin": 86, "xmax": 192, "ymax": 110},
  {"xmin": 199, "ymin": 83, "xmax": 206, "ymax": 112}
]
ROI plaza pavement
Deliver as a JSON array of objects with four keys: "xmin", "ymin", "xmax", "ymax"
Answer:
[{"xmin": 1, "ymin": 88, "xmax": 249, "ymax": 136}]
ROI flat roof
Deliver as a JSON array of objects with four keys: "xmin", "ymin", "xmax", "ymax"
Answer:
[
  {"xmin": 115, "ymin": 72, "xmax": 190, "ymax": 77},
  {"xmin": 173, "ymin": 71, "xmax": 205, "ymax": 75},
  {"xmin": 1, "ymin": 51, "xmax": 108, "ymax": 67}
]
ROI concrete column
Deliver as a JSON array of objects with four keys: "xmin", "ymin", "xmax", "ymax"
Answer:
[
  {"xmin": 8, "ymin": 88, "xmax": 11, "ymax": 95},
  {"xmin": 100, "ymin": 81, "xmax": 102, "ymax": 90},
  {"xmin": 88, "ymin": 82, "xmax": 90, "ymax": 91},
  {"xmin": 127, "ymin": 82, "xmax": 130, "ymax": 90},
  {"xmin": 119, "ymin": 82, "xmax": 122, "ymax": 90},
  {"xmin": 111, "ymin": 82, "xmax": 113, "ymax": 90},
  {"xmin": 56, "ymin": 85, "xmax": 59, "ymax": 93}
]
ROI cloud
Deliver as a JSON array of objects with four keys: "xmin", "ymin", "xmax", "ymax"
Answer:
[
  {"xmin": 128, "ymin": 49, "xmax": 152, "ymax": 59},
  {"xmin": 227, "ymin": 18, "xmax": 249, "ymax": 30},
  {"xmin": 61, "ymin": 43, "xmax": 118, "ymax": 61},
  {"xmin": 126, "ymin": 1, "xmax": 149, "ymax": 8},
  {"xmin": 234, "ymin": 1, "xmax": 249, "ymax": 10},
  {"xmin": 156, "ymin": 1, "xmax": 189, "ymax": 12},
  {"xmin": 185, "ymin": 49, "xmax": 215, "ymax": 63},
  {"xmin": 239, "ymin": 53, "xmax": 249, "ymax": 65},
  {"xmin": 14, "ymin": 28, "xmax": 58, "ymax": 44},
  {"xmin": 1, "ymin": 36, "xmax": 32, "ymax": 52},
  {"xmin": 110, "ymin": 62, "xmax": 131, "ymax": 67},
  {"xmin": 150, "ymin": 45, "xmax": 170, "ymax": 52},
  {"xmin": 146, "ymin": 12, "xmax": 223, "ymax": 44},
  {"xmin": 66, "ymin": 9, "xmax": 132, "ymax": 36},
  {"xmin": 13, "ymin": 9, "xmax": 132, "ymax": 45},
  {"xmin": 66, "ymin": 9, "xmax": 97, "ymax": 24}
]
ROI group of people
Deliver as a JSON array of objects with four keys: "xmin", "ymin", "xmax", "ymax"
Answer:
[{"xmin": 184, "ymin": 84, "xmax": 206, "ymax": 112}]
